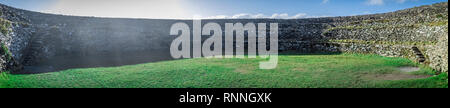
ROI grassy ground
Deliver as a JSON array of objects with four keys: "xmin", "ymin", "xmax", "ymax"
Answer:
[{"xmin": 0, "ymin": 54, "xmax": 447, "ymax": 88}]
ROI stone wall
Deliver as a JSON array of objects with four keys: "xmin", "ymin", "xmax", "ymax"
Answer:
[
  {"xmin": 427, "ymin": 27, "xmax": 448, "ymax": 73},
  {"xmin": 0, "ymin": 4, "xmax": 33, "ymax": 72},
  {"xmin": 319, "ymin": 2, "xmax": 448, "ymax": 73},
  {"xmin": 0, "ymin": 2, "xmax": 447, "ymax": 73},
  {"xmin": 277, "ymin": 2, "xmax": 448, "ymax": 73}
]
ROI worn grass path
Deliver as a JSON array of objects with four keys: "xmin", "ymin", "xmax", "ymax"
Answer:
[{"xmin": 0, "ymin": 54, "xmax": 447, "ymax": 88}]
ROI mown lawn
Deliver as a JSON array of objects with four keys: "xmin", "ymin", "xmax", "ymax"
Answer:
[{"xmin": 0, "ymin": 54, "xmax": 448, "ymax": 88}]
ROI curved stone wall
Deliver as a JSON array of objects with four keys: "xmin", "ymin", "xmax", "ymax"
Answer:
[
  {"xmin": 1, "ymin": 4, "xmax": 33, "ymax": 72},
  {"xmin": 0, "ymin": 2, "xmax": 448, "ymax": 73}
]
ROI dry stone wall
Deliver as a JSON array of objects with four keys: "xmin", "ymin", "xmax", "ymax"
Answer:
[
  {"xmin": 319, "ymin": 2, "xmax": 448, "ymax": 73},
  {"xmin": 0, "ymin": 5, "xmax": 33, "ymax": 72},
  {"xmin": 0, "ymin": 2, "xmax": 447, "ymax": 73},
  {"xmin": 427, "ymin": 27, "xmax": 448, "ymax": 73}
]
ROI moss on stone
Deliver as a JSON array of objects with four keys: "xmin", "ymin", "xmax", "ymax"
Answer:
[
  {"xmin": 326, "ymin": 21, "xmax": 447, "ymax": 33},
  {"xmin": 0, "ymin": 18, "xmax": 11, "ymax": 36},
  {"xmin": 435, "ymin": 14, "xmax": 447, "ymax": 19},
  {"xmin": 427, "ymin": 21, "xmax": 448, "ymax": 26},
  {"xmin": 0, "ymin": 43, "xmax": 12, "ymax": 61},
  {"xmin": 326, "ymin": 23, "xmax": 422, "ymax": 32},
  {"xmin": 349, "ymin": 18, "xmax": 399, "ymax": 25},
  {"xmin": 329, "ymin": 39, "xmax": 438, "ymax": 46},
  {"xmin": 17, "ymin": 22, "xmax": 30, "ymax": 28}
]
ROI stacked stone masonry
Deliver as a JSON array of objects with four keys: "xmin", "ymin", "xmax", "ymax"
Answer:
[{"xmin": 0, "ymin": 2, "xmax": 447, "ymax": 73}]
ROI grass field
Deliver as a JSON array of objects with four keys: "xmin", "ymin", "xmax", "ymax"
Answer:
[{"xmin": 0, "ymin": 54, "xmax": 448, "ymax": 88}]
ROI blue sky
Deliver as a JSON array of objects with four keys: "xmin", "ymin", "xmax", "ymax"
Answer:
[{"xmin": 0, "ymin": 0, "xmax": 447, "ymax": 19}]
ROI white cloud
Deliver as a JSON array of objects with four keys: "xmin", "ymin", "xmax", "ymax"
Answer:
[
  {"xmin": 363, "ymin": 11, "xmax": 373, "ymax": 14},
  {"xmin": 198, "ymin": 13, "xmax": 325, "ymax": 19},
  {"xmin": 322, "ymin": 0, "xmax": 330, "ymax": 4},
  {"xmin": 367, "ymin": 0, "xmax": 384, "ymax": 5},
  {"xmin": 366, "ymin": 0, "xmax": 416, "ymax": 6},
  {"xmin": 396, "ymin": 0, "xmax": 407, "ymax": 3},
  {"xmin": 42, "ymin": 0, "xmax": 191, "ymax": 19},
  {"xmin": 291, "ymin": 13, "xmax": 308, "ymax": 19},
  {"xmin": 231, "ymin": 13, "xmax": 252, "ymax": 19},
  {"xmin": 270, "ymin": 13, "xmax": 289, "ymax": 19}
]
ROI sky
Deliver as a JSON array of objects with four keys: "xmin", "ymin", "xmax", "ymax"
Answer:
[{"xmin": 0, "ymin": 0, "xmax": 447, "ymax": 19}]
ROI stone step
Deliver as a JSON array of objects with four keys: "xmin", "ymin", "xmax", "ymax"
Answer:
[
  {"xmin": 416, "ymin": 53, "xmax": 424, "ymax": 56},
  {"xmin": 30, "ymin": 45, "xmax": 41, "ymax": 48},
  {"xmin": 413, "ymin": 51, "xmax": 422, "ymax": 53},
  {"xmin": 23, "ymin": 57, "xmax": 32, "ymax": 61},
  {"xmin": 411, "ymin": 46, "xmax": 426, "ymax": 63},
  {"xmin": 414, "ymin": 53, "xmax": 424, "ymax": 56},
  {"xmin": 23, "ymin": 59, "xmax": 34, "ymax": 65},
  {"xmin": 22, "ymin": 35, "xmax": 46, "ymax": 66},
  {"xmin": 29, "ymin": 48, "xmax": 40, "ymax": 50},
  {"xmin": 29, "ymin": 47, "xmax": 40, "ymax": 49},
  {"xmin": 413, "ymin": 53, "xmax": 422, "ymax": 55},
  {"xmin": 31, "ymin": 42, "xmax": 43, "ymax": 44},
  {"xmin": 418, "ymin": 58, "xmax": 426, "ymax": 62}
]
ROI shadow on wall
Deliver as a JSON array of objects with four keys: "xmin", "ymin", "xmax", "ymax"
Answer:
[
  {"xmin": 4, "ymin": 2, "xmax": 446, "ymax": 74},
  {"xmin": 16, "ymin": 18, "xmax": 179, "ymax": 74},
  {"xmin": 17, "ymin": 50, "xmax": 174, "ymax": 74},
  {"xmin": 13, "ymin": 18, "xmax": 342, "ymax": 74}
]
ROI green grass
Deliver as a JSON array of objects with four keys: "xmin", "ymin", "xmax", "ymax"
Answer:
[
  {"xmin": 0, "ymin": 71, "xmax": 10, "ymax": 88},
  {"xmin": 1, "ymin": 43, "xmax": 12, "ymax": 61},
  {"xmin": 0, "ymin": 54, "xmax": 447, "ymax": 88}
]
